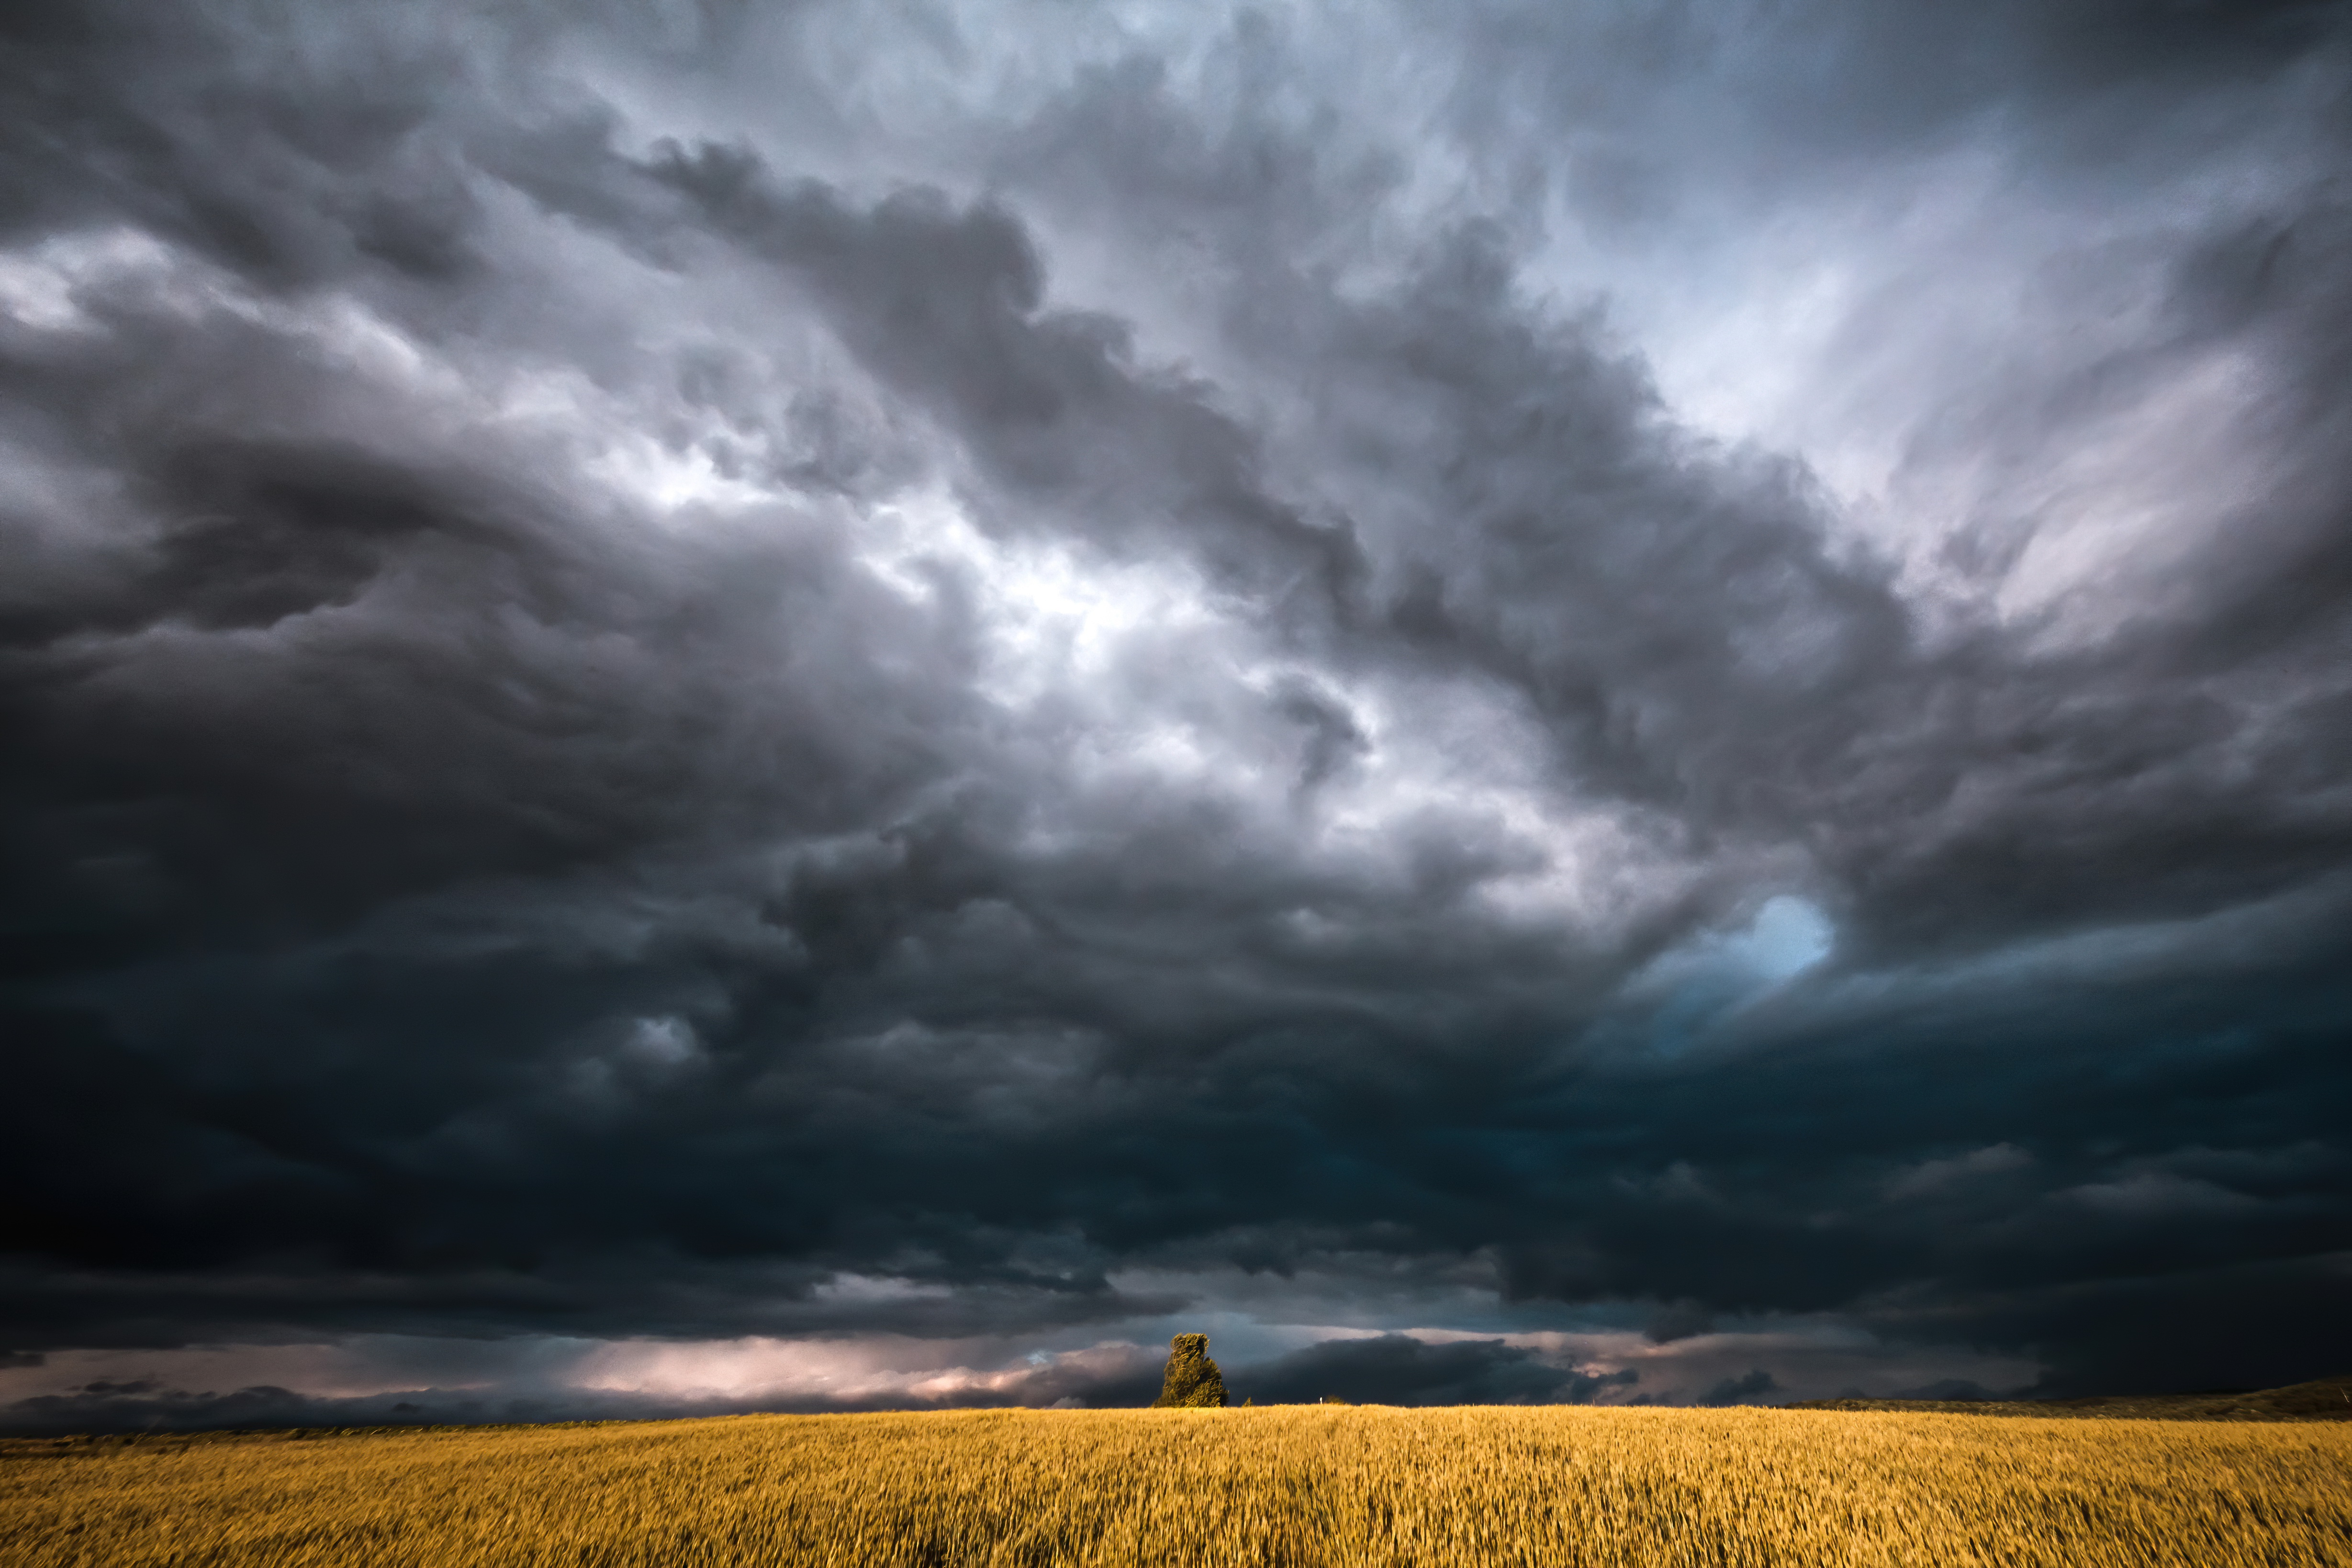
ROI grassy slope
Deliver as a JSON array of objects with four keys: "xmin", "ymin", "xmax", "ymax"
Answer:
[
  {"xmin": 7, "ymin": 1405, "xmax": 2352, "ymax": 1568},
  {"xmin": 1787, "ymin": 1372, "xmax": 2352, "ymax": 1421}
]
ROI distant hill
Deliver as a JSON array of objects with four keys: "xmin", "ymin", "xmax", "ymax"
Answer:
[{"xmin": 1790, "ymin": 1373, "xmax": 2352, "ymax": 1421}]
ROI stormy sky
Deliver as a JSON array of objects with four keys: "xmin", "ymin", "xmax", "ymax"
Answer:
[{"xmin": 4, "ymin": 0, "xmax": 2350, "ymax": 1433}]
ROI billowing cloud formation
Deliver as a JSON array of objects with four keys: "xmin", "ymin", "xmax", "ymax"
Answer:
[
  {"xmin": 3, "ymin": 0, "xmax": 2349, "ymax": 1431},
  {"xmin": 1233, "ymin": 1335, "xmax": 1634, "ymax": 1408}
]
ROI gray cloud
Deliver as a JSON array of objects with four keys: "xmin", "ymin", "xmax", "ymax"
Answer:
[
  {"xmin": 1233, "ymin": 1334, "xmax": 1634, "ymax": 1407},
  {"xmin": 1699, "ymin": 1368, "xmax": 1778, "ymax": 1407},
  {"xmin": 2, "ymin": 0, "xmax": 2349, "ymax": 1427}
]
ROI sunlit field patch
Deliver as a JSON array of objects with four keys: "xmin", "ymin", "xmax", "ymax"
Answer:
[{"xmin": 6, "ymin": 1405, "xmax": 2349, "ymax": 1567}]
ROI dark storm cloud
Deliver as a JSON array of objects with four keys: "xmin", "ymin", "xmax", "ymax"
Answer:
[
  {"xmin": 0, "ymin": 1346, "xmax": 1168, "ymax": 1436},
  {"xmin": 3, "ymin": 0, "xmax": 2350, "ymax": 1428},
  {"xmin": 0, "ymin": 1335, "xmax": 1621, "ymax": 1433},
  {"xmin": 1434, "ymin": 0, "xmax": 2351, "ymax": 210},
  {"xmin": 951, "ymin": 3, "xmax": 2352, "ymax": 959},
  {"xmin": 1698, "ymin": 1369, "xmax": 1777, "ymax": 1407},
  {"xmin": 1233, "ymin": 1335, "xmax": 1633, "ymax": 1408},
  {"xmin": 0, "ymin": 1384, "xmax": 577, "ymax": 1437},
  {"xmin": 0, "ymin": 1381, "xmax": 896, "ymax": 1438}
]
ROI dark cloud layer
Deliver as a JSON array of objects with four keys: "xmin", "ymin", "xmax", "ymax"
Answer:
[
  {"xmin": 0, "ymin": 1336, "xmax": 1619, "ymax": 1434},
  {"xmin": 3, "ymin": 0, "xmax": 2350, "ymax": 1426},
  {"xmin": 1232, "ymin": 1335, "xmax": 1634, "ymax": 1408}
]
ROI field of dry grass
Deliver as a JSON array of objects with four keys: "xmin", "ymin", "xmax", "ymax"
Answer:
[{"xmin": 6, "ymin": 1404, "xmax": 2350, "ymax": 1567}]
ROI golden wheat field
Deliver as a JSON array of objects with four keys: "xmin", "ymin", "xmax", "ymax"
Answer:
[{"xmin": 5, "ymin": 1405, "xmax": 2350, "ymax": 1568}]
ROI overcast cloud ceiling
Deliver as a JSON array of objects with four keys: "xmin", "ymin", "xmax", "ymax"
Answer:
[{"xmin": 3, "ymin": 0, "xmax": 2349, "ymax": 1430}]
